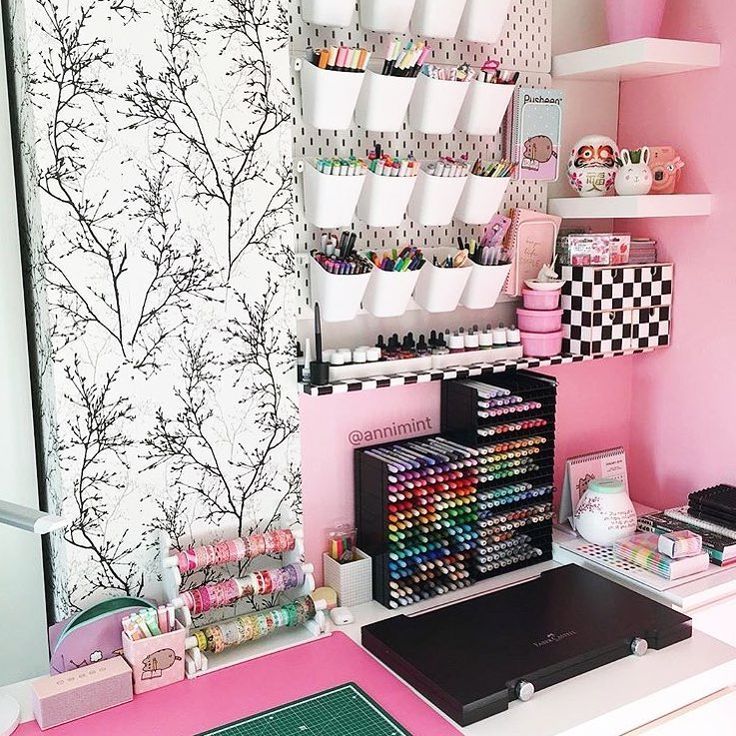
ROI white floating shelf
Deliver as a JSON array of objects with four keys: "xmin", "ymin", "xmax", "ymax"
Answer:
[
  {"xmin": 553, "ymin": 38, "xmax": 721, "ymax": 81},
  {"xmin": 548, "ymin": 194, "xmax": 712, "ymax": 220}
]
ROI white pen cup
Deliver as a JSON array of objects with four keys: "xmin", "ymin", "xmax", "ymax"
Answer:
[
  {"xmin": 457, "ymin": 0, "xmax": 512, "ymax": 43},
  {"xmin": 408, "ymin": 73, "xmax": 470, "ymax": 135},
  {"xmin": 310, "ymin": 258, "xmax": 371, "ymax": 323},
  {"xmin": 408, "ymin": 169, "xmax": 468, "ymax": 227},
  {"xmin": 300, "ymin": 60, "xmax": 366, "ymax": 131},
  {"xmin": 411, "ymin": 0, "xmax": 467, "ymax": 38},
  {"xmin": 456, "ymin": 79, "xmax": 516, "ymax": 137},
  {"xmin": 302, "ymin": 0, "xmax": 355, "ymax": 27},
  {"xmin": 454, "ymin": 174, "xmax": 511, "ymax": 225},
  {"xmin": 413, "ymin": 247, "xmax": 473, "ymax": 313},
  {"xmin": 357, "ymin": 169, "xmax": 418, "ymax": 227},
  {"xmin": 363, "ymin": 265, "xmax": 423, "ymax": 318},
  {"xmin": 360, "ymin": 0, "xmax": 417, "ymax": 32},
  {"xmin": 302, "ymin": 161, "xmax": 366, "ymax": 228},
  {"xmin": 355, "ymin": 70, "xmax": 417, "ymax": 133},
  {"xmin": 460, "ymin": 262, "xmax": 512, "ymax": 310}
]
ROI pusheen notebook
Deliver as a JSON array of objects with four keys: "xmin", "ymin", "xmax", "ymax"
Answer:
[
  {"xmin": 503, "ymin": 208, "xmax": 562, "ymax": 297},
  {"xmin": 505, "ymin": 87, "xmax": 565, "ymax": 181},
  {"xmin": 559, "ymin": 447, "xmax": 629, "ymax": 529}
]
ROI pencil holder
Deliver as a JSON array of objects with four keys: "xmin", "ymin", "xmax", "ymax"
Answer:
[
  {"xmin": 408, "ymin": 73, "xmax": 470, "ymax": 135},
  {"xmin": 456, "ymin": 79, "xmax": 516, "ymax": 137},
  {"xmin": 460, "ymin": 263, "xmax": 512, "ymax": 310},
  {"xmin": 302, "ymin": 161, "xmax": 366, "ymax": 228},
  {"xmin": 457, "ymin": 0, "xmax": 511, "ymax": 42},
  {"xmin": 454, "ymin": 174, "xmax": 510, "ymax": 225},
  {"xmin": 323, "ymin": 549, "xmax": 373, "ymax": 608},
  {"xmin": 357, "ymin": 170, "xmax": 417, "ymax": 227},
  {"xmin": 411, "ymin": 0, "xmax": 467, "ymax": 38},
  {"xmin": 363, "ymin": 265, "xmax": 422, "ymax": 318},
  {"xmin": 408, "ymin": 169, "xmax": 468, "ymax": 226},
  {"xmin": 355, "ymin": 70, "xmax": 417, "ymax": 133},
  {"xmin": 122, "ymin": 621, "xmax": 186, "ymax": 695},
  {"xmin": 302, "ymin": 0, "xmax": 355, "ymax": 27},
  {"xmin": 309, "ymin": 257, "xmax": 371, "ymax": 323},
  {"xmin": 299, "ymin": 60, "xmax": 365, "ymax": 131},
  {"xmin": 413, "ymin": 247, "xmax": 473, "ymax": 313},
  {"xmin": 360, "ymin": 0, "xmax": 417, "ymax": 32}
]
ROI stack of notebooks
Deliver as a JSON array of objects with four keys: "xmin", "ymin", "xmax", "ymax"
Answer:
[
  {"xmin": 638, "ymin": 484, "xmax": 736, "ymax": 567},
  {"xmin": 628, "ymin": 238, "xmax": 657, "ymax": 264}
]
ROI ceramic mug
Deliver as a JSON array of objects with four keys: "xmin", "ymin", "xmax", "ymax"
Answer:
[{"xmin": 574, "ymin": 478, "xmax": 637, "ymax": 546}]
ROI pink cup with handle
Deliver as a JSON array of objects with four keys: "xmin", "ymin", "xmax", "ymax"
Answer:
[{"xmin": 606, "ymin": 0, "xmax": 667, "ymax": 43}]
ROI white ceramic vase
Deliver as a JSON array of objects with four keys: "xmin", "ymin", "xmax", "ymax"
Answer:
[
  {"xmin": 615, "ymin": 147, "xmax": 653, "ymax": 196},
  {"xmin": 567, "ymin": 134, "xmax": 619, "ymax": 198},
  {"xmin": 573, "ymin": 478, "xmax": 637, "ymax": 546}
]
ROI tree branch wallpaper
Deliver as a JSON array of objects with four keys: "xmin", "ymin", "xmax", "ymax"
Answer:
[{"xmin": 6, "ymin": 0, "xmax": 298, "ymax": 620}]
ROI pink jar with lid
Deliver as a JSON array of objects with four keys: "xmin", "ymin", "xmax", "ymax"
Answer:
[
  {"xmin": 516, "ymin": 308, "xmax": 563, "ymax": 334},
  {"xmin": 521, "ymin": 288, "xmax": 561, "ymax": 311},
  {"xmin": 520, "ymin": 330, "xmax": 563, "ymax": 358}
]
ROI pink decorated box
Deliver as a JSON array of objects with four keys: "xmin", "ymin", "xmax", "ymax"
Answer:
[
  {"xmin": 31, "ymin": 657, "xmax": 133, "ymax": 730},
  {"xmin": 121, "ymin": 621, "xmax": 186, "ymax": 694}
]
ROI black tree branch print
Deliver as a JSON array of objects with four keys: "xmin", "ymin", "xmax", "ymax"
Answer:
[{"xmin": 8, "ymin": 0, "xmax": 298, "ymax": 618}]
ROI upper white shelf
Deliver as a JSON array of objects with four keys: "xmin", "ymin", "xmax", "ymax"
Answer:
[
  {"xmin": 553, "ymin": 38, "xmax": 721, "ymax": 81},
  {"xmin": 548, "ymin": 194, "xmax": 712, "ymax": 220}
]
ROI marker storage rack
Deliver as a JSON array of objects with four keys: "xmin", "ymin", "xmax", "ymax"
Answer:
[
  {"xmin": 355, "ymin": 435, "xmax": 480, "ymax": 609},
  {"xmin": 440, "ymin": 370, "xmax": 557, "ymax": 448}
]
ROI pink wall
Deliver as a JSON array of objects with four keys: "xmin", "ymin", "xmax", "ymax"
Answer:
[
  {"xmin": 300, "ymin": 358, "xmax": 634, "ymax": 582},
  {"xmin": 617, "ymin": 0, "xmax": 736, "ymax": 508}
]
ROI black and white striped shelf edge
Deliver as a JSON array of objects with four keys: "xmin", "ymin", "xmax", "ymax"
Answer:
[{"xmin": 302, "ymin": 348, "xmax": 657, "ymax": 396}]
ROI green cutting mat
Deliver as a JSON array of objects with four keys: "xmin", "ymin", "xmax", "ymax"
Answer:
[{"xmin": 196, "ymin": 683, "xmax": 413, "ymax": 736}]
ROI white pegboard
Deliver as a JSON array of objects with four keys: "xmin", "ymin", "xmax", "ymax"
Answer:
[{"xmin": 290, "ymin": 0, "xmax": 552, "ymax": 320}]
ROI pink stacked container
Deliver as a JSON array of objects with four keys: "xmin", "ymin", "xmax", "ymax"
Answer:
[{"xmin": 517, "ymin": 289, "xmax": 563, "ymax": 357}]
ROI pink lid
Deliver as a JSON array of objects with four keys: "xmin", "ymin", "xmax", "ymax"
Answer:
[{"xmin": 516, "ymin": 308, "xmax": 563, "ymax": 318}]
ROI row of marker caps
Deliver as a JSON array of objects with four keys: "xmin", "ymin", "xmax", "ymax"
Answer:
[{"xmin": 476, "ymin": 548, "xmax": 544, "ymax": 576}]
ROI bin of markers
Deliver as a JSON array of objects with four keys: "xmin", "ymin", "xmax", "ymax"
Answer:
[
  {"xmin": 357, "ymin": 169, "xmax": 418, "ymax": 227},
  {"xmin": 460, "ymin": 262, "xmax": 512, "ymax": 310},
  {"xmin": 299, "ymin": 58, "xmax": 366, "ymax": 131},
  {"xmin": 302, "ymin": 0, "xmax": 355, "ymax": 27},
  {"xmin": 454, "ymin": 173, "xmax": 511, "ymax": 225},
  {"xmin": 360, "ymin": 0, "xmax": 417, "ymax": 32},
  {"xmin": 413, "ymin": 247, "xmax": 473, "ymax": 313},
  {"xmin": 309, "ymin": 256, "xmax": 372, "ymax": 322},
  {"xmin": 456, "ymin": 79, "xmax": 516, "ymax": 137},
  {"xmin": 122, "ymin": 620, "xmax": 186, "ymax": 695},
  {"xmin": 408, "ymin": 73, "xmax": 470, "ymax": 135},
  {"xmin": 302, "ymin": 160, "xmax": 366, "ymax": 228},
  {"xmin": 355, "ymin": 70, "xmax": 417, "ymax": 133},
  {"xmin": 411, "ymin": 0, "xmax": 467, "ymax": 38},
  {"xmin": 363, "ymin": 264, "xmax": 423, "ymax": 318},
  {"xmin": 408, "ymin": 168, "xmax": 468, "ymax": 226},
  {"xmin": 323, "ymin": 549, "xmax": 373, "ymax": 608},
  {"xmin": 457, "ymin": 0, "xmax": 512, "ymax": 43}
]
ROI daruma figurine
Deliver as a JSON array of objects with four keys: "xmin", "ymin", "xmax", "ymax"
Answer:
[{"xmin": 567, "ymin": 134, "xmax": 619, "ymax": 197}]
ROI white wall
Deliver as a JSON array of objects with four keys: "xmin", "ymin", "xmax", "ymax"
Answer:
[{"xmin": 0, "ymin": 9, "xmax": 49, "ymax": 685}]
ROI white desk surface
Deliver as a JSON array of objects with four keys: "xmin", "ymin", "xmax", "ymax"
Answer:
[{"xmin": 4, "ymin": 561, "xmax": 736, "ymax": 736}]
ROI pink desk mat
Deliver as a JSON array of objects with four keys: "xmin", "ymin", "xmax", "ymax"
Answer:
[{"xmin": 18, "ymin": 632, "xmax": 463, "ymax": 735}]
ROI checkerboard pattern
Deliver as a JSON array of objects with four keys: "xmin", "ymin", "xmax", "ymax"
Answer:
[
  {"xmin": 302, "ymin": 350, "xmax": 654, "ymax": 396},
  {"xmin": 561, "ymin": 264, "xmax": 673, "ymax": 313},
  {"xmin": 562, "ymin": 265, "xmax": 673, "ymax": 356}
]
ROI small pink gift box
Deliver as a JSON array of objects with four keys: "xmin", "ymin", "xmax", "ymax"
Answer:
[{"xmin": 122, "ymin": 620, "xmax": 186, "ymax": 694}]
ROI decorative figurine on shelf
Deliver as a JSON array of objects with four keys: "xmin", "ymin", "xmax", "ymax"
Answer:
[
  {"xmin": 573, "ymin": 478, "xmax": 637, "ymax": 546},
  {"xmin": 524, "ymin": 257, "xmax": 565, "ymax": 292},
  {"xmin": 567, "ymin": 134, "xmax": 619, "ymax": 198},
  {"xmin": 615, "ymin": 147, "xmax": 653, "ymax": 196},
  {"xmin": 648, "ymin": 146, "xmax": 685, "ymax": 194}
]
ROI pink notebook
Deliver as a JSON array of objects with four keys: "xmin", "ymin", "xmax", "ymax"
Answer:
[{"xmin": 503, "ymin": 208, "xmax": 562, "ymax": 296}]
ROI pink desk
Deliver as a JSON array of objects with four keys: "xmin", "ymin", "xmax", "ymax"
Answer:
[{"xmin": 18, "ymin": 633, "xmax": 462, "ymax": 735}]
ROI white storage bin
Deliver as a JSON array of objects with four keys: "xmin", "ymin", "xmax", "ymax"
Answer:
[
  {"xmin": 408, "ymin": 73, "xmax": 469, "ymax": 135},
  {"xmin": 411, "ymin": 0, "xmax": 467, "ymax": 38},
  {"xmin": 457, "ymin": 0, "xmax": 511, "ymax": 42},
  {"xmin": 460, "ymin": 262, "xmax": 512, "ymax": 310},
  {"xmin": 357, "ymin": 170, "xmax": 417, "ymax": 227},
  {"xmin": 454, "ymin": 174, "xmax": 510, "ymax": 225},
  {"xmin": 355, "ymin": 71, "xmax": 416, "ymax": 133},
  {"xmin": 300, "ymin": 60, "xmax": 365, "ymax": 131},
  {"xmin": 310, "ymin": 258, "xmax": 371, "ymax": 323},
  {"xmin": 408, "ymin": 169, "xmax": 467, "ymax": 226},
  {"xmin": 323, "ymin": 550, "xmax": 373, "ymax": 607},
  {"xmin": 360, "ymin": 0, "xmax": 416, "ymax": 32},
  {"xmin": 303, "ymin": 162, "xmax": 366, "ymax": 228},
  {"xmin": 456, "ymin": 80, "xmax": 515, "ymax": 136},
  {"xmin": 363, "ymin": 266, "xmax": 422, "ymax": 318},
  {"xmin": 302, "ymin": 0, "xmax": 355, "ymax": 27},
  {"xmin": 413, "ymin": 247, "xmax": 473, "ymax": 313}
]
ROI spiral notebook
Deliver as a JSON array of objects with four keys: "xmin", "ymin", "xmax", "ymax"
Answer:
[{"xmin": 559, "ymin": 447, "xmax": 629, "ymax": 529}]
